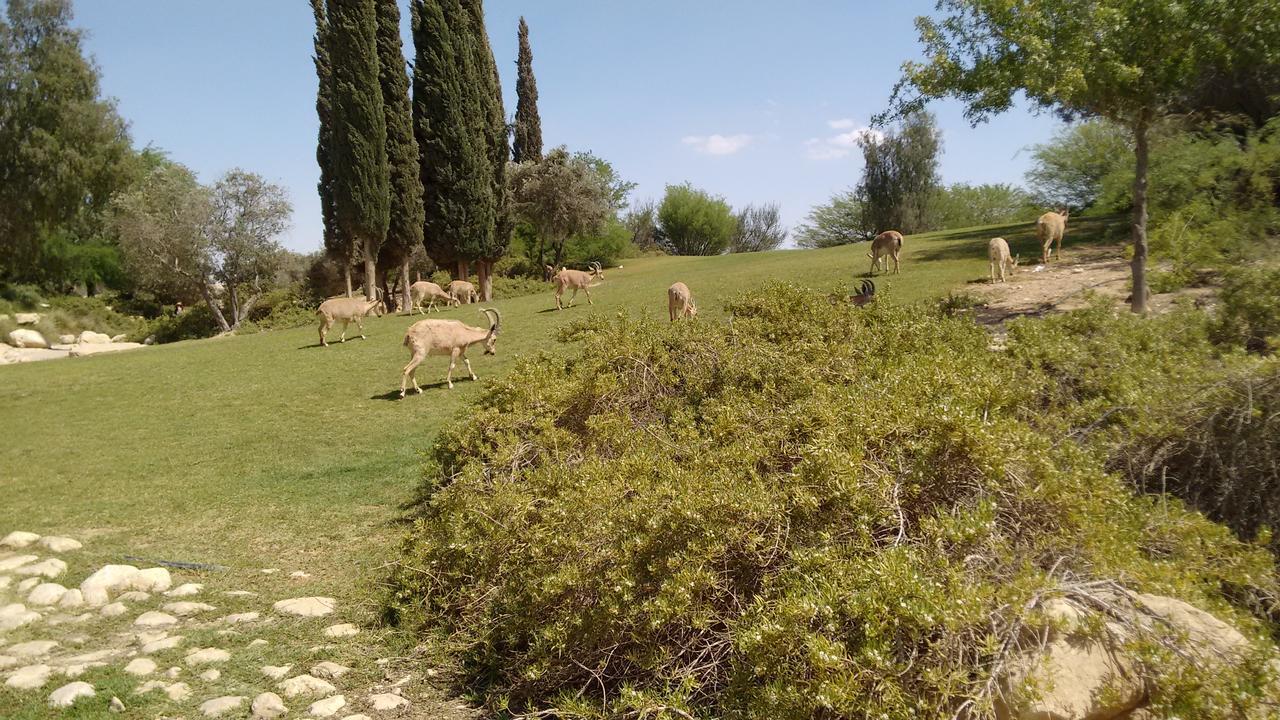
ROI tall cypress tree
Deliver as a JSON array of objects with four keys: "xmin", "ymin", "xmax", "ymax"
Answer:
[
  {"xmin": 309, "ymin": 0, "xmax": 354, "ymax": 296},
  {"xmin": 325, "ymin": 0, "xmax": 389, "ymax": 302},
  {"xmin": 512, "ymin": 17, "xmax": 542, "ymax": 163},
  {"xmin": 375, "ymin": 0, "xmax": 424, "ymax": 313},
  {"xmin": 462, "ymin": 0, "xmax": 510, "ymax": 300}
]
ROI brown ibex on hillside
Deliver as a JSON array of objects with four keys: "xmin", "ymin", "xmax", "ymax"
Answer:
[
  {"xmin": 316, "ymin": 297, "xmax": 385, "ymax": 346},
  {"xmin": 1036, "ymin": 209, "xmax": 1070, "ymax": 263},
  {"xmin": 400, "ymin": 309, "xmax": 501, "ymax": 395},
  {"xmin": 549, "ymin": 262, "xmax": 603, "ymax": 310},
  {"xmin": 868, "ymin": 231, "xmax": 903, "ymax": 275}
]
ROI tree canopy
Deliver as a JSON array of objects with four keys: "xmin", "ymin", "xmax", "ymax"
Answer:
[
  {"xmin": 507, "ymin": 147, "xmax": 612, "ymax": 268},
  {"xmin": 858, "ymin": 111, "xmax": 941, "ymax": 235},
  {"xmin": 657, "ymin": 183, "xmax": 737, "ymax": 256},
  {"xmin": 512, "ymin": 16, "xmax": 542, "ymax": 163}
]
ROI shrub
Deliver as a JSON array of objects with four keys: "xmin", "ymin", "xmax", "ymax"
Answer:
[
  {"xmin": 1213, "ymin": 266, "xmax": 1280, "ymax": 354},
  {"xmin": 0, "ymin": 283, "xmax": 45, "ymax": 309},
  {"xmin": 387, "ymin": 284, "xmax": 1278, "ymax": 718},
  {"xmin": 146, "ymin": 305, "xmax": 222, "ymax": 344}
]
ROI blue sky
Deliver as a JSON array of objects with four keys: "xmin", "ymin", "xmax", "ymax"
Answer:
[{"xmin": 73, "ymin": 1, "xmax": 1063, "ymax": 252}]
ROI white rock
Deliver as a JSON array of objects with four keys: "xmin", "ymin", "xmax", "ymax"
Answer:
[
  {"xmin": 164, "ymin": 601, "xmax": 216, "ymax": 616},
  {"xmin": 110, "ymin": 695, "xmax": 126, "ymax": 712},
  {"xmin": 0, "ymin": 531, "xmax": 40, "ymax": 548},
  {"xmin": 80, "ymin": 564, "xmax": 140, "ymax": 605},
  {"xmin": 124, "ymin": 658, "xmax": 157, "ymax": 676},
  {"xmin": 134, "ymin": 611, "xmax": 178, "ymax": 627},
  {"xmin": 8, "ymin": 640, "xmax": 58, "ymax": 657},
  {"xmin": 69, "ymin": 341, "xmax": 143, "ymax": 357},
  {"xmin": 58, "ymin": 334, "xmax": 77, "ymax": 344},
  {"xmin": 61, "ymin": 662, "xmax": 105, "ymax": 678},
  {"xmin": 141, "ymin": 635, "xmax": 183, "ymax": 654},
  {"xmin": 166, "ymin": 583, "xmax": 204, "ymax": 597},
  {"xmin": 0, "ymin": 554, "xmax": 39, "ymax": 571},
  {"xmin": 308, "ymin": 695, "xmax": 346, "ymax": 717},
  {"xmin": 311, "ymin": 662, "xmax": 350, "ymax": 679},
  {"xmin": 260, "ymin": 664, "xmax": 292, "ymax": 680},
  {"xmin": 323, "ymin": 623, "xmax": 359, "ymax": 638},
  {"xmin": 273, "ymin": 597, "xmax": 337, "ymax": 617},
  {"xmin": 0, "ymin": 655, "xmax": 16, "ymax": 669},
  {"xmin": 14, "ymin": 313, "xmax": 41, "ymax": 325},
  {"xmin": 340, "ymin": 715, "xmax": 372, "ymax": 720},
  {"xmin": 130, "ymin": 567, "xmax": 172, "ymax": 592},
  {"xmin": 260, "ymin": 568, "xmax": 279, "ymax": 574},
  {"xmin": 223, "ymin": 611, "xmax": 260, "ymax": 624},
  {"xmin": 276, "ymin": 673, "xmax": 335, "ymax": 697},
  {"xmin": 165, "ymin": 681, "xmax": 192, "ymax": 701},
  {"xmin": 7, "ymin": 328, "xmax": 48, "ymax": 348},
  {"xmin": 248, "ymin": 638, "xmax": 268, "ymax": 648},
  {"xmin": 184, "ymin": 647, "xmax": 231, "ymax": 665},
  {"xmin": 17, "ymin": 577, "xmax": 39, "ymax": 593},
  {"xmin": 224, "ymin": 590, "xmax": 258, "ymax": 597},
  {"xmin": 135, "ymin": 679, "xmax": 168, "ymax": 694},
  {"xmin": 58, "ymin": 589, "xmax": 84, "ymax": 609},
  {"xmin": 47, "ymin": 680, "xmax": 95, "ymax": 707},
  {"xmin": 63, "ymin": 649, "xmax": 116, "ymax": 664},
  {"xmin": 26, "ymin": 582, "xmax": 67, "ymax": 606},
  {"xmin": 0, "ymin": 574, "xmax": 9, "ymax": 589},
  {"xmin": 199, "ymin": 668, "xmax": 221, "ymax": 682},
  {"xmin": 166, "ymin": 666, "xmax": 182, "ymax": 679},
  {"xmin": 76, "ymin": 330, "xmax": 112, "ymax": 344},
  {"xmin": 37, "ymin": 536, "xmax": 82, "ymax": 553},
  {"xmin": 110, "ymin": 333, "xmax": 128, "ymax": 343},
  {"xmin": 15, "ymin": 558, "xmax": 66, "ymax": 579},
  {"xmin": 199, "ymin": 695, "xmax": 247, "ymax": 717},
  {"xmin": 290, "ymin": 571, "xmax": 311, "ymax": 579},
  {"xmin": 100, "ymin": 602, "xmax": 128, "ymax": 617},
  {"xmin": 252, "ymin": 691, "xmax": 289, "ymax": 719},
  {"xmin": 117, "ymin": 591, "xmax": 151, "ymax": 603},
  {"xmin": 368, "ymin": 693, "xmax": 411, "ymax": 711},
  {"xmin": 5, "ymin": 663, "xmax": 52, "ymax": 689}
]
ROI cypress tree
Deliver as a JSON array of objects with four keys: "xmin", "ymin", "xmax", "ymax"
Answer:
[
  {"xmin": 310, "ymin": 0, "xmax": 354, "ymax": 295},
  {"xmin": 461, "ymin": 0, "xmax": 510, "ymax": 300},
  {"xmin": 375, "ymin": 0, "xmax": 424, "ymax": 313},
  {"xmin": 512, "ymin": 17, "xmax": 542, "ymax": 163},
  {"xmin": 325, "ymin": 0, "xmax": 389, "ymax": 302}
]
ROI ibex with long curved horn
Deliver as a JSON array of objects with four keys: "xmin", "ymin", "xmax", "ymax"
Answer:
[
  {"xmin": 550, "ymin": 262, "xmax": 603, "ymax": 310},
  {"xmin": 400, "ymin": 308, "xmax": 501, "ymax": 395}
]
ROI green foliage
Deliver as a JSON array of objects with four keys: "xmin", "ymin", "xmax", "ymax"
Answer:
[
  {"xmin": 309, "ymin": 0, "xmax": 350, "ymax": 270},
  {"xmin": 562, "ymin": 218, "xmax": 637, "ymax": 268},
  {"xmin": 859, "ymin": 111, "xmax": 941, "ymax": 234},
  {"xmin": 512, "ymin": 17, "xmax": 542, "ymax": 163},
  {"xmin": 374, "ymin": 0, "xmax": 425, "ymax": 274},
  {"xmin": 1213, "ymin": 266, "xmax": 1280, "ymax": 354},
  {"xmin": 0, "ymin": 283, "xmax": 45, "ymax": 309},
  {"xmin": 930, "ymin": 182, "xmax": 1035, "ymax": 230},
  {"xmin": 507, "ymin": 147, "xmax": 613, "ymax": 267},
  {"xmin": 794, "ymin": 188, "xmax": 872, "ymax": 248},
  {"xmin": 1026, "ymin": 120, "xmax": 1132, "ymax": 210},
  {"xmin": 729, "ymin": 203, "xmax": 787, "ymax": 253},
  {"xmin": 657, "ymin": 183, "xmax": 736, "ymax": 255},
  {"xmin": 388, "ymin": 285, "xmax": 1278, "ymax": 718},
  {"xmin": 143, "ymin": 304, "xmax": 222, "ymax": 344},
  {"xmin": 572, "ymin": 150, "xmax": 636, "ymax": 213}
]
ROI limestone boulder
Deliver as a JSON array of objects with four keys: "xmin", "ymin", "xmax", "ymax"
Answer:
[
  {"xmin": 1, "ymin": 531, "xmax": 40, "ymax": 548},
  {"xmin": 0, "ymin": 554, "xmax": 39, "ymax": 571},
  {"xmin": 37, "ymin": 536, "xmax": 82, "ymax": 553},
  {"xmin": 76, "ymin": 330, "xmax": 111, "ymax": 344},
  {"xmin": 69, "ymin": 342, "xmax": 144, "ymax": 357},
  {"xmin": 130, "ymin": 567, "xmax": 172, "ymax": 592},
  {"xmin": 199, "ymin": 695, "xmax": 246, "ymax": 717},
  {"xmin": 0, "ymin": 602, "xmax": 41, "ymax": 631},
  {"xmin": 252, "ymin": 691, "xmax": 288, "ymax": 719},
  {"xmin": 14, "ymin": 313, "xmax": 40, "ymax": 325},
  {"xmin": 26, "ymin": 583, "xmax": 67, "ymax": 606},
  {"xmin": 272, "ymin": 596, "xmax": 336, "ymax": 617},
  {"xmin": 4, "ymin": 663, "xmax": 52, "ymax": 690},
  {"xmin": 8, "ymin": 329, "xmax": 48, "ymax": 348},
  {"xmin": 15, "ymin": 558, "xmax": 67, "ymax": 579},
  {"xmin": 48, "ymin": 680, "xmax": 95, "ymax": 708},
  {"xmin": 110, "ymin": 333, "xmax": 129, "ymax": 343},
  {"xmin": 58, "ymin": 334, "xmax": 76, "ymax": 345},
  {"xmin": 80, "ymin": 564, "xmax": 140, "ymax": 606}
]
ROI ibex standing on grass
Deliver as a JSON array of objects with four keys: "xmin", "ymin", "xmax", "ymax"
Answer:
[
  {"xmin": 409, "ymin": 281, "xmax": 457, "ymax": 314},
  {"xmin": 316, "ymin": 297, "xmax": 385, "ymax": 346},
  {"xmin": 1036, "ymin": 209, "xmax": 1069, "ymax": 263},
  {"xmin": 868, "ymin": 231, "xmax": 903, "ymax": 275},
  {"xmin": 400, "ymin": 309, "xmax": 501, "ymax": 395},
  {"xmin": 667, "ymin": 282, "xmax": 697, "ymax": 321},
  {"xmin": 987, "ymin": 237, "xmax": 1019, "ymax": 283},
  {"xmin": 447, "ymin": 280, "xmax": 479, "ymax": 305},
  {"xmin": 551, "ymin": 262, "xmax": 603, "ymax": 310}
]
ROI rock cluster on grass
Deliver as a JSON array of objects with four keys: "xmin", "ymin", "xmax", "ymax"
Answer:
[{"xmin": 1, "ymin": 330, "xmax": 146, "ymax": 365}]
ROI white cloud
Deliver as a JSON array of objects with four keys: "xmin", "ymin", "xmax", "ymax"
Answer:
[
  {"xmin": 805, "ymin": 125, "xmax": 884, "ymax": 160},
  {"xmin": 827, "ymin": 118, "xmax": 856, "ymax": 129},
  {"xmin": 682, "ymin": 133, "xmax": 753, "ymax": 156}
]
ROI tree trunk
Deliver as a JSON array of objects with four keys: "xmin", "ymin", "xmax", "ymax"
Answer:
[
  {"xmin": 400, "ymin": 260, "xmax": 412, "ymax": 314},
  {"xmin": 477, "ymin": 260, "xmax": 492, "ymax": 301},
  {"xmin": 363, "ymin": 242, "xmax": 378, "ymax": 303},
  {"xmin": 552, "ymin": 239, "xmax": 565, "ymax": 269},
  {"xmin": 227, "ymin": 283, "xmax": 241, "ymax": 329},
  {"xmin": 1130, "ymin": 115, "xmax": 1151, "ymax": 314},
  {"xmin": 344, "ymin": 265, "xmax": 353, "ymax": 298},
  {"xmin": 456, "ymin": 259, "xmax": 469, "ymax": 282},
  {"xmin": 199, "ymin": 283, "xmax": 232, "ymax": 334}
]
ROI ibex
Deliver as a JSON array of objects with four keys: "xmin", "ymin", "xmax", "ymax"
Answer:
[
  {"xmin": 447, "ymin": 280, "xmax": 479, "ymax": 305},
  {"xmin": 987, "ymin": 237, "xmax": 1019, "ymax": 283},
  {"xmin": 400, "ymin": 308, "xmax": 501, "ymax": 396},
  {"xmin": 867, "ymin": 231, "xmax": 903, "ymax": 275},
  {"xmin": 550, "ymin": 262, "xmax": 603, "ymax": 310},
  {"xmin": 409, "ymin": 281, "xmax": 457, "ymax": 314},
  {"xmin": 1036, "ymin": 209, "xmax": 1069, "ymax": 263},
  {"xmin": 316, "ymin": 297, "xmax": 385, "ymax": 346},
  {"xmin": 667, "ymin": 282, "xmax": 697, "ymax": 321},
  {"xmin": 850, "ymin": 279, "xmax": 876, "ymax": 306}
]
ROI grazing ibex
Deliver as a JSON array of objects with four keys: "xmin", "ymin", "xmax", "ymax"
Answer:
[
  {"xmin": 667, "ymin": 282, "xmax": 697, "ymax": 321},
  {"xmin": 316, "ymin": 297, "xmax": 385, "ymax": 346},
  {"xmin": 400, "ymin": 308, "xmax": 501, "ymax": 396},
  {"xmin": 550, "ymin": 262, "xmax": 603, "ymax": 310},
  {"xmin": 850, "ymin": 279, "xmax": 876, "ymax": 306},
  {"xmin": 446, "ymin": 280, "xmax": 479, "ymax": 305},
  {"xmin": 409, "ymin": 281, "xmax": 457, "ymax": 314},
  {"xmin": 867, "ymin": 231, "xmax": 903, "ymax": 275},
  {"xmin": 1036, "ymin": 209, "xmax": 1069, "ymax": 263},
  {"xmin": 987, "ymin": 237, "xmax": 1019, "ymax": 283}
]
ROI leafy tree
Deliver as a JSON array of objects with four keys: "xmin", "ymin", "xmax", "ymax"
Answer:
[
  {"xmin": 931, "ymin": 183, "xmax": 1034, "ymax": 229},
  {"xmin": 794, "ymin": 189, "xmax": 873, "ymax": 248},
  {"xmin": 657, "ymin": 184, "xmax": 736, "ymax": 256},
  {"xmin": 562, "ymin": 218, "xmax": 635, "ymax": 269},
  {"xmin": 507, "ymin": 147, "xmax": 612, "ymax": 269},
  {"xmin": 1026, "ymin": 120, "xmax": 1132, "ymax": 210},
  {"xmin": 375, "ymin": 0, "xmax": 424, "ymax": 312},
  {"xmin": 0, "ymin": 0, "xmax": 139, "ymax": 291},
  {"xmin": 624, "ymin": 199, "xmax": 661, "ymax": 252},
  {"xmin": 573, "ymin": 150, "xmax": 636, "ymax": 214},
  {"xmin": 309, "ymin": 0, "xmax": 354, "ymax": 295},
  {"xmin": 887, "ymin": 0, "xmax": 1280, "ymax": 312},
  {"xmin": 114, "ymin": 165, "xmax": 290, "ymax": 332},
  {"xmin": 730, "ymin": 203, "xmax": 787, "ymax": 253},
  {"xmin": 512, "ymin": 16, "xmax": 542, "ymax": 163},
  {"xmin": 858, "ymin": 111, "xmax": 941, "ymax": 234},
  {"xmin": 325, "ymin": 0, "xmax": 388, "ymax": 302}
]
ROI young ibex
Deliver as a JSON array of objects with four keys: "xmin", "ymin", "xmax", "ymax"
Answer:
[
  {"xmin": 667, "ymin": 282, "xmax": 697, "ymax": 321},
  {"xmin": 446, "ymin": 280, "xmax": 479, "ymax": 305},
  {"xmin": 987, "ymin": 237, "xmax": 1019, "ymax": 283},
  {"xmin": 409, "ymin": 281, "xmax": 457, "ymax": 314},
  {"xmin": 550, "ymin": 262, "xmax": 602, "ymax": 310},
  {"xmin": 399, "ymin": 308, "xmax": 501, "ymax": 396},
  {"xmin": 316, "ymin": 297, "xmax": 385, "ymax": 346},
  {"xmin": 867, "ymin": 231, "xmax": 903, "ymax": 275},
  {"xmin": 1036, "ymin": 209, "xmax": 1070, "ymax": 263}
]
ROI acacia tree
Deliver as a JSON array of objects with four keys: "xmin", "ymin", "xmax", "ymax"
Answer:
[
  {"xmin": 512, "ymin": 17, "xmax": 542, "ymax": 163},
  {"xmin": 508, "ymin": 147, "xmax": 612, "ymax": 270},
  {"xmin": 886, "ymin": 0, "xmax": 1280, "ymax": 312},
  {"xmin": 793, "ymin": 189, "xmax": 874, "ymax": 249},
  {"xmin": 326, "ymin": 0, "xmax": 388, "ymax": 303}
]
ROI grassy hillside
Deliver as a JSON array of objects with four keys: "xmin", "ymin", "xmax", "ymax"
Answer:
[{"xmin": 0, "ymin": 218, "xmax": 1115, "ymax": 597}]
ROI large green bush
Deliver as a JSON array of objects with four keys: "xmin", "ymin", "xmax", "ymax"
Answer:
[
  {"xmin": 387, "ymin": 284, "xmax": 1278, "ymax": 718},
  {"xmin": 1213, "ymin": 266, "xmax": 1280, "ymax": 354}
]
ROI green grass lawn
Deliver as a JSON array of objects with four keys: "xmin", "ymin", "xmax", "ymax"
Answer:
[{"xmin": 0, "ymin": 217, "xmax": 1118, "ymax": 717}]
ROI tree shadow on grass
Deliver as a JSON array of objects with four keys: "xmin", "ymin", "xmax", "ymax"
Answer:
[{"xmin": 910, "ymin": 215, "xmax": 1123, "ymax": 264}]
